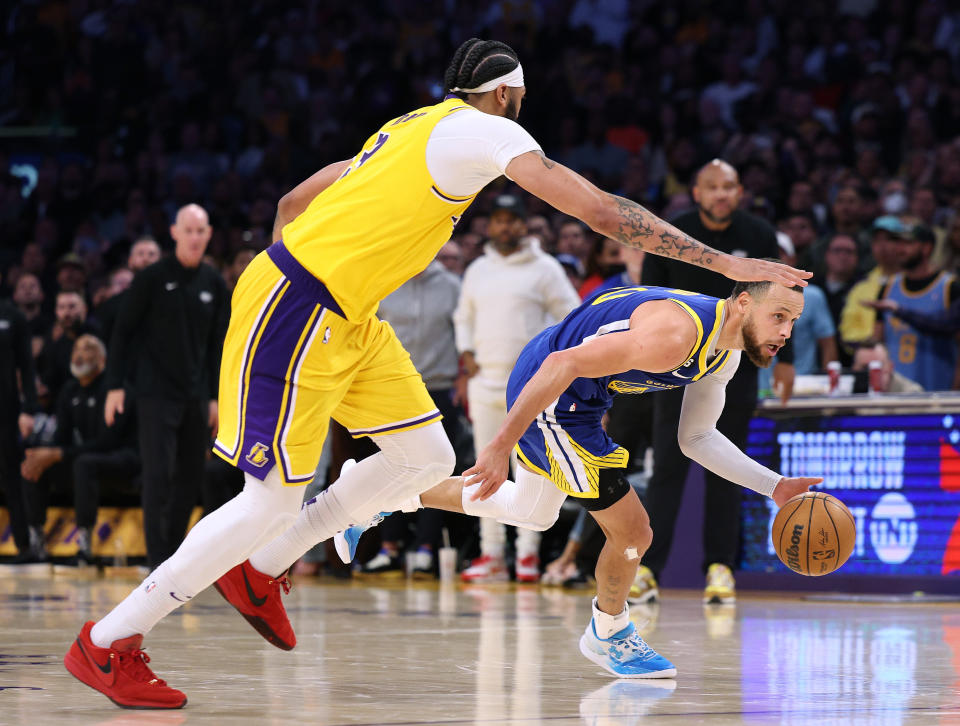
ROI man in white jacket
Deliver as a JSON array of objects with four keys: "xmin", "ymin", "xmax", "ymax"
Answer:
[{"xmin": 454, "ymin": 194, "xmax": 580, "ymax": 582}]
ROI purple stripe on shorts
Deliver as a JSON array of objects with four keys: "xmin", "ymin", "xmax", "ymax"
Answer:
[
  {"xmin": 350, "ymin": 410, "xmax": 442, "ymax": 437},
  {"xmin": 275, "ymin": 307, "xmax": 324, "ymax": 483},
  {"xmin": 234, "ymin": 291, "xmax": 323, "ymax": 481},
  {"xmin": 225, "ymin": 279, "xmax": 288, "ymax": 460}
]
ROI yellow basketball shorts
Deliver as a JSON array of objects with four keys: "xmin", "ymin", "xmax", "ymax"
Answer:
[{"xmin": 213, "ymin": 242, "xmax": 440, "ymax": 486}]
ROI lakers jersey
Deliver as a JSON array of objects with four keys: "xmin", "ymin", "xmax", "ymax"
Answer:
[
  {"xmin": 884, "ymin": 272, "xmax": 957, "ymax": 390},
  {"xmin": 281, "ymin": 98, "xmax": 477, "ymax": 321}
]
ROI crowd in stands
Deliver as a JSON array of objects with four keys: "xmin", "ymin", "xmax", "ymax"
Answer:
[{"xmin": 1, "ymin": 0, "xmax": 959, "ymax": 581}]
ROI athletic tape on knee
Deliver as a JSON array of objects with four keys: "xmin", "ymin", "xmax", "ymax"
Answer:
[{"xmin": 624, "ymin": 547, "xmax": 640, "ymax": 561}]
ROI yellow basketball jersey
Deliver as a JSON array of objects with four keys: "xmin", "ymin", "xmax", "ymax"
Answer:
[{"xmin": 281, "ymin": 98, "xmax": 477, "ymax": 321}]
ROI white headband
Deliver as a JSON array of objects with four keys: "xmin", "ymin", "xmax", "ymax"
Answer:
[{"xmin": 451, "ymin": 63, "xmax": 524, "ymax": 94}]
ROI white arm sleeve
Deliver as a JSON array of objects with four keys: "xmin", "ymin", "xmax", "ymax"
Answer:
[
  {"xmin": 677, "ymin": 350, "xmax": 782, "ymax": 497},
  {"xmin": 426, "ymin": 109, "xmax": 542, "ymax": 198}
]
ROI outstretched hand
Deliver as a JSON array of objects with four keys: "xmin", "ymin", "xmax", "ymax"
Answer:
[
  {"xmin": 722, "ymin": 256, "xmax": 812, "ymax": 288},
  {"xmin": 772, "ymin": 477, "xmax": 823, "ymax": 508},
  {"xmin": 462, "ymin": 440, "xmax": 513, "ymax": 501}
]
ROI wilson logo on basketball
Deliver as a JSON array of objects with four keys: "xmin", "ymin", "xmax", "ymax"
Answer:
[{"xmin": 785, "ymin": 524, "xmax": 804, "ymax": 571}]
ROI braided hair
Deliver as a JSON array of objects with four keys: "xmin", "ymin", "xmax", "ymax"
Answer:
[{"xmin": 444, "ymin": 38, "xmax": 520, "ymax": 98}]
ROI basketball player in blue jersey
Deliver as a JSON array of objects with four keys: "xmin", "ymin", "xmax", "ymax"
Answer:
[{"xmin": 342, "ymin": 277, "xmax": 822, "ymax": 678}]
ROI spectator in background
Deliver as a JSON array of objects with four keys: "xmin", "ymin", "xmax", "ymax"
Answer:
[
  {"xmin": 579, "ymin": 236, "xmax": 624, "ymax": 299},
  {"xmin": 20, "ymin": 335, "xmax": 140, "ymax": 566},
  {"xmin": 56, "ymin": 254, "xmax": 88, "ymax": 297},
  {"xmin": 840, "ymin": 216, "xmax": 906, "ymax": 348},
  {"xmin": 787, "ymin": 283, "xmax": 839, "ymax": 375},
  {"xmin": 12, "ymin": 272, "xmax": 50, "ymax": 345},
  {"xmin": 932, "ymin": 214, "xmax": 960, "ymax": 272},
  {"xmin": 852, "ymin": 342, "xmax": 923, "ymax": 394},
  {"xmin": 556, "ymin": 218, "xmax": 591, "ymax": 264},
  {"xmin": 223, "ymin": 246, "xmax": 259, "ymax": 292},
  {"xmin": 94, "ymin": 236, "xmax": 162, "ymax": 343},
  {"xmin": 815, "ymin": 234, "xmax": 861, "ymax": 365},
  {"xmin": 593, "ymin": 247, "xmax": 645, "ymax": 293},
  {"xmin": 354, "ymin": 250, "xmax": 467, "ymax": 578},
  {"xmin": 37, "ymin": 290, "xmax": 98, "ymax": 408},
  {"xmin": 436, "ymin": 240, "xmax": 464, "ymax": 277},
  {"xmin": 556, "ymin": 253, "xmax": 585, "ymax": 291},
  {"xmin": 454, "ymin": 194, "xmax": 580, "ymax": 583},
  {"xmin": 877, "ymin": 225, "xmax": 960, "ymax": 391},
  {"xmin": 779, "ymin": 211, "xmax": 819, "ymax": 270},
  {"xmin": 0, "ymin": 292, "xmax": 39, "ymax": 563},
  {"xmin": 105, "ymin": 204, "xmax": 228, "ymax": 568},
  {"xmin": 637, "ymin": 159, "xmax": 793, "ymax": 606},
  {"xmin": 827, "ymin": 185, "xmax": 868, "ymax": 249},
  {"xmin": 526, "ymin": 214, "xmax": 555, "ymax": 254},
  {"xmin": 128, "ymin": 237, "xmax": 162, "ymax": 272},
  {"xmin": 458, "ymin": 231, "xmax": 485, "ymax": 269}
]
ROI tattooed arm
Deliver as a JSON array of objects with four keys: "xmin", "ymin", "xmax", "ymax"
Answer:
[{"xmin": 506, "ymin": 151, "xmax": 811, "ymax": 287}]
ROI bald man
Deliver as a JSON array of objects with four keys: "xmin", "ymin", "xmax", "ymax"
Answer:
[
  {"xmin": 637, "ymin": 159, "xmax": 795, "ymax": 606},
  {"xmin": 105, "ymin": 204, "xmax": 229, "ymax": 568}
]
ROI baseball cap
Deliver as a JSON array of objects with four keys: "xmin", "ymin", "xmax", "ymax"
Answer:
[
  {"xmin": 871, "ymin": 215, "xmax": 907, "ymax": 238},
  {"xmin": 490, "ymin": 194, "xmax": 526, "ymax": 219},
  {"xmin": 57, "ymin": 252, "xmax": 85, "ymax": 270}
]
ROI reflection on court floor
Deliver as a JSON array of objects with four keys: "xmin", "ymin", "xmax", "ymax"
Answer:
[{"xmin": 0, "ymin": 571, "xmax": 958, "ymax": 725}]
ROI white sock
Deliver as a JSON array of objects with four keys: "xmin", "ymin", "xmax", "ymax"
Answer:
[
  {"xmin": 479, "ymin": 517, "xmax": 506, "ymax": 558},
  {"xmin": 592, "ymin": 597, "xmax": 630, "ymax": 639},
  {"xmin": 90, "ymin": 469, "xmax": 302, "ymax": 646}
]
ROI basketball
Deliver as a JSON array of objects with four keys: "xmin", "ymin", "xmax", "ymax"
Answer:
[{"xmin": 771, "ymin": 492, "xmax": 855, "ymax": 576}]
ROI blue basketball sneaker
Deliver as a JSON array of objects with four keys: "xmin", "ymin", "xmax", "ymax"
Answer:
[
  {"xmin": 579, "ymin": 620, "xmax": 677, "ymax": 678},
  {"xmin": 334, "ymin": 511, "xmax": 391, "ymax": 564}
]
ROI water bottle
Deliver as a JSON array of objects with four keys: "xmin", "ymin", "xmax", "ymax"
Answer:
[{"xmin": 113, "ymin": 537, "xmax": 128, "ymax": 568}]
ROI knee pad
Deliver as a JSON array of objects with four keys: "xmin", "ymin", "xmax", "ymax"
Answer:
[
  {"xmin": 373, "ymin": 421, "xmax": 456, "ymax": 498},
  {"xmin": 483, "ymin": 468, "xmax": 566, "ymax": 532}
]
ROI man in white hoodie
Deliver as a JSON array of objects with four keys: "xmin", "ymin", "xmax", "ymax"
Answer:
[{"xmin": 454, "ymin": 193, "xmax": 580, "ymax": 582}]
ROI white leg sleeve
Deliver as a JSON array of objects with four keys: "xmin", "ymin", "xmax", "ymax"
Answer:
[
  {"xmin": 91, "ymin": 469, "xmax": 303, "ymax": 646},
  {"xmin": 248, "ymin": 421, "xmax": 455, "ymax": 576},
  {"xmin": 461, "ymin": 467, "xmax": 566, "ymax": 532}
]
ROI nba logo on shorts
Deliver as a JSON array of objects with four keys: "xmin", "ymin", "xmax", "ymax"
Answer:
[
  {"xmin": 145, "ymin": 581, "xmax": 157, "ymax": 594},
  {"xmin": 246, "ymin": 442, "xmax": 270, "ymax": 467}
]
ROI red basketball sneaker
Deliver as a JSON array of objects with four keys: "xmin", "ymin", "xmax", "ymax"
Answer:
[
  {"xmin": 213, "ymin": 559, "xmax": 296, "ymax": 650},
  {"xmin": 64, "ymin": 621, "xmax": 187, "ymax": 709}
]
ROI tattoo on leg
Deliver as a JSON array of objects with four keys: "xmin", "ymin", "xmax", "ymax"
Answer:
[
  {"xmin": 600, "ymin": 573, "xmax": 622, "ymax": 604},
  {"xmin": 534, "ymin": 151, "xmax": 555, "ymax": 169}
]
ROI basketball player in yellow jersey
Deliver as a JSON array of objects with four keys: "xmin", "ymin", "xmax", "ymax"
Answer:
[{"xmin": 64, "ymin": 38, "xmax": 810, "ymax": 709}]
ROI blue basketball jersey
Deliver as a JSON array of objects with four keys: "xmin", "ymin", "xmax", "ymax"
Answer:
[
  {"xmin": 884, "ymin": 272, "xmax": 957, "ymax": 391},
  {"xmin": 509, "ymin": 284, "xmax": 734, "ymax": 418},
  {"xmin": 506, "ymin": 285, "xmax": 736, "ymax": 497}
]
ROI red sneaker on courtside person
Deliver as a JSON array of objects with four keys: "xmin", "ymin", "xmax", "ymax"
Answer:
[
  {"xmin": 64, "ymin": 621, "xmax": 187, "ymax": 709},
  {"xmin": 213, "ymin": 559, "xmax": 296, "ymax": 650}
]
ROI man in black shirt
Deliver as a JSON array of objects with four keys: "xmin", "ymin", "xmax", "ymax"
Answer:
[
  {"xmin": 635, "ymin": 160, "xmax": 796, "ymax": 605},
  {"xmin": 105, "ymin": 204, "xmax": 229, "ymax": 568},
  {"xmin": 0, "ymin": 296, "xmax": 39, "ymax": 561},
  {"xmin": 21, "ymin": 335, "xmax": 140, "ymax": 565}
]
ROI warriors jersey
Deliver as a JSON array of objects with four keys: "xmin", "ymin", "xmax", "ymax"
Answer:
[
  {"xmin": 507, "ymin": 285, "xmax": 736, "ymax": 497},
  {"xmin": 884, "ymin": 272, "xmax": 957, "ymax": 391},
  {"xmin": 281, "ymin": 98, "xmax": 477, "ymax": 321}
]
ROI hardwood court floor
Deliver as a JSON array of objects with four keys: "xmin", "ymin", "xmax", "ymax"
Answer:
[{"xmin": 1, "ymin": 569, "xmax": 959, "ymax": 725}]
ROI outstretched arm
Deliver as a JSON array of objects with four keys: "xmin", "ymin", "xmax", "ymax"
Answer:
[
  {"xmin": 464, "ymin": 300, "xmax": 696, "ymax": 499},
  {"xmin": 506, "ymin": 151, "xmax": 811, "ymax": 288},
  {"xmin": 273, "ymin": 159, "xmax": 352, "ymax": 241},
  {"xmin": 678, "ymin": 351, "xmax": 821, "ymax": 506}
]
